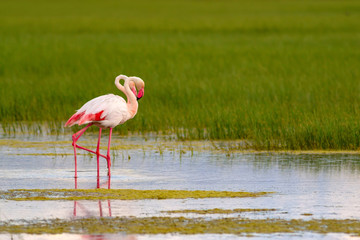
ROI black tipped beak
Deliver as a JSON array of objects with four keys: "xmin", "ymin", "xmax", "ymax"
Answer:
[{"xmin": 136, "ymin": 88, "xmax": 144, "ymax": 101}]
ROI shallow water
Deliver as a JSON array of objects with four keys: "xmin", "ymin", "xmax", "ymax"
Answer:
[{"xmin": 0, "ymin": 134, "xmax": 360, "ymax": 239}]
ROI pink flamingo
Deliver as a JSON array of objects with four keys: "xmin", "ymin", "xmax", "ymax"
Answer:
[{"xmin": 65, "ymin": 74, "xmax": 145, "ymax": 180}]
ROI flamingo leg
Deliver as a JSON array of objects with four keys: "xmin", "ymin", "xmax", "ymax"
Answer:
[
  {"xmin": 106, "ymin": 128, "xmax": 113, "ymax": 177},
  {"xmin": 72, "ymin": 124, "xmax": 113, "ymax": 180},
  {"xmin": 72, "ymin": 123, "xmax": 93, "ymax": 178},
  {"xmin": 74, "ymin": 177, "xmax": 78, "ymax": 189},
  {"xmin": 108, "ymin": 175, "xmax": 111, "ymax": 189},
  {"xmin": 97, "ymin": 175, "xmax": 111, "ymax": 189},
  {"xmin": 95, "ymin": 128, "xmax": 102, "ymax": 188},
  {"xmin": 74, "ymin": 145, "xmax": 107, "ymax": 158},
  {"xmin": 96, "ymin": 128, "xmax": 102, "ymax": 179}
]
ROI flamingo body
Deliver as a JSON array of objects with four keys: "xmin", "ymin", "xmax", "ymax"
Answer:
[{"xmin": 65, "ymin": 94, "xmax": 134, "ymax": 128}]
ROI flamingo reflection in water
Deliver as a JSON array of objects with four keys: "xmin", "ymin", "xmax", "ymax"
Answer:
[
  {"xmin": 73, "ymin": 176, "xmax": 112, "ymax": 218},
  {"xmin": 73, "ymin": 200, "xmax": 112, "ymax": 218},
  {"xmin": 72, "ymin": 177, "xmax": 137, "ymax": 240},
  {"xmin": 73, "ymin": 199, "xmax": 137, "ymax": 240}
]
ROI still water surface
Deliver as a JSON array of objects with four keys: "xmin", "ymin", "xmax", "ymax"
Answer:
[{"xmin": 0, "ymin": 134, "xmax": 359, "ymax": 239}]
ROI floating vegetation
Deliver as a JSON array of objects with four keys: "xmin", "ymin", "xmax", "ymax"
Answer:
[
  {"xmin": 0, "ymin": 189, "xmax": 272, "ymax": 201},
  {"xmin": 1, "ymin": 217, "xmax": 360, "ymax": 235},
  {"xmin": 301, "ymin": 213, "xmax": 314, "ymax": 216},
  {"xmin": 162, "ymin": 208, "xmax": 277, "ymax": 215}
]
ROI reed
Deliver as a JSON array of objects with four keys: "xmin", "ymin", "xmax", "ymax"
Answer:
[{"xmin": 0, "ymin": 0, "xmax": 359, "ymax": 149}]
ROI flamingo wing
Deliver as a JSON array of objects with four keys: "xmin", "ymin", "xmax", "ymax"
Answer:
[{"xmin": 65, "ymin": 94, "xmax": 128, "ymax": 128}]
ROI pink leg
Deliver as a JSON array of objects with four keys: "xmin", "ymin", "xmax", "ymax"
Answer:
[
  {"xmin": 96, "ymin": 176, "xmax": 100, "ymax": 189},
  {"xmin": 106, "ymin": 128, "xmax": 113, "ymax": 177},
  {"xmin": 97, "ymin": 175, "xmax": 111, "ymax": 189},
  {"xmin": 72, "ymin": 125, "xmax": 113, "ymax": 180},
  {"xmin": 96, "ymin": 128, "xmax": 102, "ymax": 179},
  {"xmin": 72, "ymin": 123, "xmax": 93, "ymax": 142},
  {"xmin": 75, "ymin": 145, "xmax": 107, "ymax": 158},
  {"xmin": 72, "ymin": 123, "xmax": 93, "ymax": 178},
  {"xmin": 108, "ymin": 175, "xmax": 111, "ymax": 189}
]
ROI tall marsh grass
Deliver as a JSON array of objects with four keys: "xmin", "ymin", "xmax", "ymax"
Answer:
[{"xmin": 0, "ymin": 0, "xmax": 360, "ymax": 149}]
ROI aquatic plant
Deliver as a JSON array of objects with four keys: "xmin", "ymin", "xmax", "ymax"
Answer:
[
  {"xmin": 0, "ymin": 0, "xmax": 359, "ymax": 150},
  {"xmin": 1, "ymin": 217, "xmax": 360, "ymax": 235},
  {"xmin": 162, "ymin": 208, "xmax": 277, "ymax": 214},
  {"xmin": 0, "ymin": 189, "xmax": 272, "ymax": 201}
]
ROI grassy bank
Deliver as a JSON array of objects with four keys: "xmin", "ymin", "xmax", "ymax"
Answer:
[{"xmin": 0, "ymin": 0, "xmax": 360, "ymax": 149}]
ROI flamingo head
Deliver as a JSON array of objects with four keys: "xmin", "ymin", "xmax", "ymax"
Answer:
[
  {"xmin": 137, "ymin": 87, "xmax": 144, "ymax": 100},
  {"xmin": 129, "ymin": 77, "xmax": 145, "ymax": 101}
]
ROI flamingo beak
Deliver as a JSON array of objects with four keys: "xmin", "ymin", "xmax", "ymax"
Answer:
[
  {"xmin": 137, "ymin": 88, "xmax": 144, "ymax": 101},
  {"xmin": 131, "ymin": 87, "xmax": 137, "ymax": 97}
]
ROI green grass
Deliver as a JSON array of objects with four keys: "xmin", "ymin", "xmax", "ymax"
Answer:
[{"xmin": 0, "ymin": 0, "xmax": 360, "ymax": 150}]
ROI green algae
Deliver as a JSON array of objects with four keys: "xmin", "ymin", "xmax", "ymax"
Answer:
[
  {"xmin": 162, "ymin": 208, "xmax": 277, "ymax": 214},
  {"xmin": 1, "ymin": 217, "xmax": 360, "ymax": 235},
  {"xmin": 301, "ymin": 213, "xmax": 314, "ymax": 216},
  {"xmin": 0, "ymin": 189, "xmax": 272, "ymax": 201}
]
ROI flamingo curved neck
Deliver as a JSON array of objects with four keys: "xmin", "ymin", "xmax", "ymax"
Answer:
[
  {"xmin": 115, "ymin": 75, "xmax": 138, "ymax": 117},
  {"xmin": 115, "ymin": 75, "xmax": 127, "ymax": 93}
]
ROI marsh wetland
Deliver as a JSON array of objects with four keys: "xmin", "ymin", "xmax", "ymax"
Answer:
[
  {"xmin": 1, "ymin": 0, "xmax": 360, "ymax": 238},
  {"xmin": 0, "ymin": 133, "xmax": 360, "ymax": 239}
]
